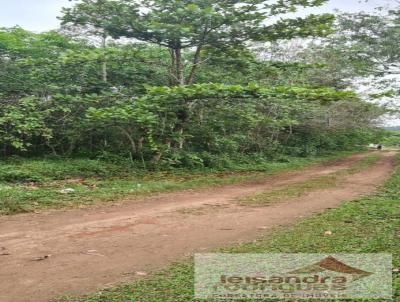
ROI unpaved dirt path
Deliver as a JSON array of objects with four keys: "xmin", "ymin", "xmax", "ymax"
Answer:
[{"xmin": 0, "ymin": 152, "xmax": 397, "ymax": 302}]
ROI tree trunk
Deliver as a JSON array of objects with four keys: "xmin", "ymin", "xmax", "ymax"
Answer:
[
  {"xmin": 178, "ymin": 128, "xmax": 184, "ymax": 149},
  {"xmin": 101, "ymin": 34, "xmax": 108, "ymax": 83},
  {"xmin": 168, "ymin": 47, "xmax": 185, "ymax": 86},
  {"xmin": 102, "ymin": 61, "xmax": 108, "ymax": 83},
  {"xmin": 168, "ymin": 49, "xmax": 176, "ymax": 86},
  {"xmin": 174, "ymin": 48, "xmax": 184, "ymax": 85},
  {"xmin": 118, "ymin": 127, "xmax": 137, "ymax": 155},
  {"xmin": 186, "ymin": 45, "xmax": 202, "ymax": 85},
  {"xmin": 137, "ymin": 137, "xmax": 144, "ymax": 153},
  {"xmin": 152, "ymin": 152, "xmax": 162, "ymax": 163}
]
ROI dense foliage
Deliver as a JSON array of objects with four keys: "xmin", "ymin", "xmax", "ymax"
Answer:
[
  {"xmin": 0, "ymin": 0, "xmax": 395, "ymax": 169},
  {"xmin": 61, "ymin": 0, "xmax": 334, "ymax": 85},
  {"xmin": 0, "ymin": 83, "xmax": 384, "ymax": 167}
]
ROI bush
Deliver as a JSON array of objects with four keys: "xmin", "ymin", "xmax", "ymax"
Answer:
[
  {"xmin": 0, "ymin": 158, "xmax": 130, "ymax": 182},
  {"xmin": 0, "ymin": 170, "xmax": 43, "ymax": 183}
]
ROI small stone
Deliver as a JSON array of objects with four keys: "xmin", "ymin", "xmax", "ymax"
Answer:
[{"xmin": 60, "ymin": 188, "xmax": 75, "ymax": 194}]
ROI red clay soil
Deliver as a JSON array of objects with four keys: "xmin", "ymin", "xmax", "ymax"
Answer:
[{"xmin": 0, "ymin": 152, "xmax": 396, "ymax": 302}]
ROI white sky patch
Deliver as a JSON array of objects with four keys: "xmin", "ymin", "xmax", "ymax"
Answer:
[
  {"xmin": 0, "ymin": 0, "xmax": 73, "ymax": 32},
  {"xmin": 0, "ymin": 0, "xmax": 384, "ymax": 32},
  {"xmin": 353, "ymin": 75, "xmax": 400, "ymax": 126}
]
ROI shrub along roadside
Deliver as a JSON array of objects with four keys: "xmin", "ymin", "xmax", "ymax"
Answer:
[
  {"xmin": 1, "ymin": 84, "xmax": 385, "ymax": 167},
  {"xmin": 58, "ymin": 155, "xmax": 400, "ymax": 302}
]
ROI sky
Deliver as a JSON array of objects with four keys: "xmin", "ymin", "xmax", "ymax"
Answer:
[{"xmin": 0, "ymin": 0, "xmax": 390, "ymax": 32}]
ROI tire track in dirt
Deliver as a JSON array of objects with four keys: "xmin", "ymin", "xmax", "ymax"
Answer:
[{"xmin": 0, "ymin": 152, "xmax": 396, "ymax": 302}]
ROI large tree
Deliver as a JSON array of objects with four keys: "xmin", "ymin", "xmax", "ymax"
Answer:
[{"xmin": 61, "ymin": 0, "xmax": 334, "ymax": 85}]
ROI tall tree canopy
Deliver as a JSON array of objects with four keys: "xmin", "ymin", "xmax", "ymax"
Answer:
[
  {"xmin": 61, "ymin": 0, "xmax": 334, "ymax": 85},
  {"xmin": 0, "ymin": 3, "xmax": 391, "ymax": 160}
]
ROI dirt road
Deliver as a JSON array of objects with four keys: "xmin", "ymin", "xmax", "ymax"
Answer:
[{"xmin": 0, "ymin": 152, "xmax": 396, "ymax": 302}]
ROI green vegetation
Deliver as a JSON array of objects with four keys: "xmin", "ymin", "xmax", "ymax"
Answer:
[
  {"xmin": 382, "ymin": 131, "xmax": 400, "ymax": 148},
  {"xmin": 0, "ymin": 80, "xmax": 384, "ymax": 165},
  {"xmin": 238, "ymin": 173, "xmax": 338, "ymax": 206},
  {"xmin": 59, "ymin": 155, "xmax": 400, "ymax": 302},
  {"xmin": 1, "ymin": 0, "xmax": 395, "ymax": 168},
  {"xmin": 61, "ymin": 0, "xmax": 333, "ymax": 86},
  {"xmin": 0, "ymin": 1, "xmax": 399, "ymax": 300},
  {"xmin": 237, "ymin": 154, "xmax": 381, "ymax": 206},
  {"xmin": 345, "ymin": 153, "xmax": 383, "ymax": 172},
  {"xmin": 0, "ymin": 151, "xmax": 359, "ymax": 215}
]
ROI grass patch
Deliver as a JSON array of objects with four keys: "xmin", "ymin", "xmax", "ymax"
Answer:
[
  {"xmin": 345, "ymin": 153, "xmax": 382, "ymax": 173},
  {"xmin": 0, "ymin": 158, "xmax": 125, "ymax": 183},
  {"xmin": 58, "ymin": 154, "xmax": 399, "ymax": 302},
  {"xmin": 238, "ymin": 154, "xmax": 382, "ymax": 207},
  {"xmin": 0, "ymin": 151, "xmax": 362, "ymax": 215},
  {"xmin": 238, "ymin": 174, "xmax": 339, "ymax": 206},
  {"xmin": 0, "ymin": 173, "xmax": 260, "ymax": 215}
]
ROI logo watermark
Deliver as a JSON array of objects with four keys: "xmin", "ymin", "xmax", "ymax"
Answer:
[{"xmin": 194, "ymin": 253, "xmax": 392, "ymax": 299}]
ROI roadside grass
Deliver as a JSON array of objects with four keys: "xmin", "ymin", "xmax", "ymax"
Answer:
[
  {"xmin": 0, "ymin": 151, "xmax": 361, "ymax": 215},
  {"xmin": 237, "ymin": 154, "xmax": 382, "ymax": 207},
  {"xmin": 0, "ymin": 158, "xmax": 125, "ymax": 183},
  {"xmin": 58, "ymin": 154, "xmax": 399, "ymax": 302}
]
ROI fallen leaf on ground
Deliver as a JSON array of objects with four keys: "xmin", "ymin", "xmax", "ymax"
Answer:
[{"xmin": 324, "ymin": 230, "xmax": 333, "ymax": 236}]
